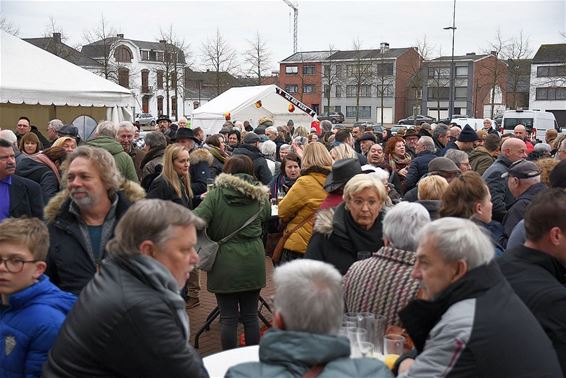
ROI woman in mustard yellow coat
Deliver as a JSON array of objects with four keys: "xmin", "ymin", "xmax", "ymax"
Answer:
[{"xmin": 277, "ymin": 142, "xmax": 333, "ymax": 262}]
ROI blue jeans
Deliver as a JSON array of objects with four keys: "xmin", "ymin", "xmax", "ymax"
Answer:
[{"xmin": 215, "ymin": 290, "xmax": 260, "ymax": 350}]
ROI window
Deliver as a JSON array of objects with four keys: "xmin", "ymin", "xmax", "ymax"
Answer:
[
  {"xmin": 156, "ymin": 52, "xmax": 164, "ymax": 62},
  {"xmin": 71, "ymin": 115, "xmax": 97, "ymax": 141},
  {"xmin": 537, "ymin": 65, "xmax": 566, "ymax": 77},
  {"xmin": 118, "ymin": 68, "xmax": 129, "ymax": 88},
  {"xmin": 455, "ymin": 66, "xmax": 468, "ymax": 77},
  {"xmin": 303, "ymin": 84, "xmax": 314, "ymax": 93},
  {"xmin": 285, "ymin": 66, "xmax": 298, "ymax": 75},
  {"xmin": 171, "ymin": 72, "xmax": 177, "ymax": 89},
  {"xmin": 346, "ymin": 64, "xmax": 372, "ymax": 77},
  {"xmin": 141, "ymin": 70, "xmax": 149, "ymax": 92},
  {"xmin": 114, "ymin": 45, "xmax": 132, "ymax": 63},
  {"xmin": 336, "ymin": 85, "xmax": 342, "ymax": 98},
  {"xmin": 428, "ymin": 67, "xmax": 451, "ymax": 78},
  {"xmin": 376, "ymin": 84, "xmax": 394, "ymax": 97},
  {"xmin": 334, "ymin": 106, "xmax": 341, "ymax": 113},
  {"xmin": 142, "ymin": 95, "xmax": 149, "ymax": 113},
  {"xmin": 428, "ymin": 87, "xmax": 450, "ymax": 100},
  {"xmin": 455, "ymin": 87, "xmax": 467, "ymax": 100},
  {"xmin": 346, "ymin": 106, "xmax": 371, "ymax": 118},
  {"xmin": 171, "ymin": 97, "xmax": 177, "ymax": 117},
  {"xmin": 346, "ymin": 85, "xmax": 371, "ymax": 97},
  {"xmin": 157, "ymin": 96, "xmax": 164, "ymax": 115},
  {"xmin": 323, "ymin": 65, "xmax": 330, "ymax": 77},
  {"xmin": 141, "ymin": 50, "xmax": 149, "ymax": 61},
  {"xmin": 323, "ymin": 85, "xmax": 330, "ymax": 98},
  {"xmin": 303, "ymin": 65, "xmax": 315, "ymax": 75},
  {"xmin": 149, "ymin": 51, "xmax": 157, "ymax": 61},
  {"xmin": 157, "ymin": 70, "xmax": 164, "ymax": 89},
  {"xmin": 285, "ymin": 84, "xmax": 298, "ymax": 93},
  {"xmin": 335, "ymin": 65, "xmax": 343, "ymax": 78},
  {"xmin": 376, "ymin": 62, "xmax": 394, "ymax": 76},
  {"xmin": 536, "ymin": 87, "xmax": 566, "ymax": 100}
]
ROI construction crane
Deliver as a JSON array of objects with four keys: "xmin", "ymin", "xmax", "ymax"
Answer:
[{"xmin": 282, "ymin": 0, "xmax": 298, "ymax": 53}]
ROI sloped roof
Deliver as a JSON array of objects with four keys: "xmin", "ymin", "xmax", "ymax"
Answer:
[
  {"xmin": 329, "ymin": 48, "xmax": 409, "ymax": 60},
  {"xmin": 532, "ymin": 44, "xmax": 566, "ymax": 64},
  {"xmin": 432, "ymin": 54, "xmax": 489, "ymax": 62},
  {"xmin": 23, "ymin": 37, "xmax": 102, "ymax": 67},
  {"xmin": 82, "ymin": 37, "xmax": 186, "ymax": 64},
  {"xmin": 280, "ymin": 50, "xmax": 334, "ymax": 63}
]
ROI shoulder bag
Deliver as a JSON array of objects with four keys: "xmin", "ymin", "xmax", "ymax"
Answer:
[
  {"xmin": 196, "ymin": 202, "xmax": 264, "ymax": 272},
  {"xmin": 271, "ymin": 212, "xmax": 315, "ymax": 264}
]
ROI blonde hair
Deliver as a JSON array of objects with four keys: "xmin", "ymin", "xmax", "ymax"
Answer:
[
  {"xmin": 330, "ymin": 144, "xmax": 358, "ymax": 161},
  {"xmin": 293, "ymin": 125, "xmax": 309, "ymax": 138},
  {"xmin": 0, "ymin": 217, "xmax": 49, "ymax": 260},
  {"xmin": 418, "ymin": 175, "xmax": 449, "ymax": 200},
  {"xmin": 535, "ymin": 158, "xmax": 559, "ymax": 186},
  {"xmin": 52, "ymin": 137, "xmax": 76, "ymax": 148},
  {"xmin": 161, "ymin": 144, "xmax": 193, "ymax": 199},
  {"xmin": 301, "ymin": 142, "xmax": 333, "ymax": 170},
  {"xmin": 343, "ymin": 174, "xmax": 387, "ymax": 204}
]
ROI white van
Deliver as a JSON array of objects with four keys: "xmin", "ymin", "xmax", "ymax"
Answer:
[
  {"xmin": 450, "ymin": 117, "xmax": 487, "ymax": 131},
  {"xmin": 501, "ymin": 110, "xmax": 559, "ymax": 141}
]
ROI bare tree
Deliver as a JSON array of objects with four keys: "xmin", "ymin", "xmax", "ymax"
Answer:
[
  {"xmin": 503, "ymin": 31, "xmax": 532, "ymax": 109},
  {"xmin": 0, "ymin": 16, "xmax": 19, "ymax": 36},
  {"xmin": 481, "ymin": 29, "xmax": 508, "ymax": 118},
  {"xmin": 350, "ymin": 38, "xmax": 374, "ymax": 121},
  {"xmin": 201, "ymin": 29, "xmax": 237, "ymax": 96},
  {"xmin": 322, "ymin": 45, "xmax": 339, "ymax": 114},
  {"xmin": 159, "ymin": 25, "xmax": 188, "ymax": 119},
  {"xmin": 43, "ymin": 16, "xmax": 66, "ymax": 41},
  {"xmin": 245, "ymin": 31, "xmax": 272, "ymax": 85},
  {"xmin": 375, "ymin": 50, "xmax": 396, "ymax": 126},
  {"xmin": 82, "ymin": 14, "xmax": 119, "ymax": 80}
]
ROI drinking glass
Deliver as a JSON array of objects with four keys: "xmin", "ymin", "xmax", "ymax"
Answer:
[
  {"xmin": 358, "ymin": 341, "xmax": 375, "ymax": 358},
  {"xmin": 347, "ymin": 327, "xmax": 368, "ymax": 358},
  {"xmin": 383, "ymin": 334, "xmax": 405, "ymax": 368}
]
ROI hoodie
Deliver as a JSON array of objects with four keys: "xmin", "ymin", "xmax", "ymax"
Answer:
[{"xmin": 87, "ymin": 136, "xmax": 139, "ymax": 183}]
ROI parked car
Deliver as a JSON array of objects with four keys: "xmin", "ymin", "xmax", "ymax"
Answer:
[
  {"xmin": 353, "ymin": 121, "xmax": 376, "ymax": 130},
  {"xmin": 397, "ymin": 115, "xmax": 436, "ymax": 125},
  {"xmin": 135, "ymin": 113, "xmax": 156, "ymax": 126},
  {"xmin": 318, "ymin": 112, "xmax": 345, "ymax": 124},
  {"xmin": 390, "ymin": 125, "xmax": 410, "ymax": 136}
]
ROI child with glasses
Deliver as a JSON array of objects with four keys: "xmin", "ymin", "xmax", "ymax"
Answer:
[{"xmin": 0, "ymin": 217, "xmax": 76, "ymax": 377}]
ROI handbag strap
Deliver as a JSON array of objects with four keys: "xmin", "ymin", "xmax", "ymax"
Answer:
[
  {"xmin": 217, "ymin": 202, "xmax": 264, "ymax": 245},
  {"xmin": 284, "ymin": 212, "xmax": 316, "ymax": 236}
]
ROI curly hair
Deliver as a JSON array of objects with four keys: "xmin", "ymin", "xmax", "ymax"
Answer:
[{"xmin": 384, "ymin": 136, "xmax": 405, "ymax": 156}]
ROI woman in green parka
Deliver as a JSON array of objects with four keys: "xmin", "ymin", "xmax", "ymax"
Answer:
[{"xmin": 193, "ymin": 154, "xmax": 270, "ymax": 350}]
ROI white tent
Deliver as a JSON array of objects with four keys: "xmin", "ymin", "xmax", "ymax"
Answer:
[
  {"xmin": 191, "ymin": 85, "xmax": 315, "ymax": 135},
  {"xmin": 0, "ymin": 30, "xmax": 134, "ymax": 123}
]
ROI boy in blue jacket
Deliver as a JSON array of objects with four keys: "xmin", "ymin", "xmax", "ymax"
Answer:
[{"xmin": 0, "ymin": 217, "xmax": 76, "ymax": 377}]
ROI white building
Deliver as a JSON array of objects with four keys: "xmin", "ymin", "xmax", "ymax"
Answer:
[
  {"xmin": 81, "ymin": 34, "xmax": 187, "ymax": 121},
  {"xmin": 529, "ymin": 43, "xmax": 566, "ymax": 127}
]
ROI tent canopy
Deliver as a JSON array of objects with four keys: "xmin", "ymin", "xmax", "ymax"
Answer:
[
  {"xmin": 191, "ymin": 85, "xmax": 315, "ymax": 135},
  {"xmin": 0, "ymin": 30, "xmax": 133, "ymax": 108}
]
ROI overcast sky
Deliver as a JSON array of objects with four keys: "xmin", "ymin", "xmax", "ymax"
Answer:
[{"xmin": 3, "ymin": 0, "xmax": 565, "ymax": 73}]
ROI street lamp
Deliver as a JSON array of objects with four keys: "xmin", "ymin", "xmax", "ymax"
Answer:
[{"xmin": 444, "ymin": 0, "xmax": 457, "ymax": 120}]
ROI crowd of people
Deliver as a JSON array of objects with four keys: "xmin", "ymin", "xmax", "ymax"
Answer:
[{"xmin": 1, "ymin": 113, "xmax": 565, "ymax": 377}]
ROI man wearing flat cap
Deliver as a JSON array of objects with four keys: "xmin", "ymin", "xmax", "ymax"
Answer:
[
  {"xmin": 232, "ymin": 132, "xmax": 272, "ymax": 184},
  {"xmin": 402, "ymin": 157, "xmax": 460, "ymax": 202},
  {"xmin": 358, "ymin": 133, "xmax": 376, "ymax": 156},
  {"xmin": 403, "ymin": 129, "xmax": 419, "ymax": 158},
  {"xmin": 501, "ymin": 159, "xmax": 546, "ymax": 246}
]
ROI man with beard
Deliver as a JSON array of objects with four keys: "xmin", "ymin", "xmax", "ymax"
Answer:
[
  {"xmin": 117, "ymin": 121, "xmax": 145, "ymax": 180},
  {"xmin": 44, "ymin": 146, "xmax": 145, "ymax": 294},
  {"xmin": 0, "ymin": 139, "xmax": 43, "ymax": 222}
]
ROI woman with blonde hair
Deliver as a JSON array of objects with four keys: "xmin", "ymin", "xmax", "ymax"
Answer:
[
  {"xmin": 417, "ymin": 175, "xmax": 449, "ymax": 219},
  {"xmin": 277, "ymin": 142, "xmax": 332, "ymax": 263},
  {"xmin": 147, "ymin": 144, "xmax": 193, "ymax": 209},
  {"xmin": 330, "ymin": 143, "xmax": 358, "ymax": 161},
  {"xmin": 51, "ymin": 136, "xmax": 77, "ymax": 153}
]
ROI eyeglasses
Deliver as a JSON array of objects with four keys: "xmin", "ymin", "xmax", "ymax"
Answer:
[
  {"xmin": 349, "ymin": 199, "xmax": 381, "ymax": 208},
  {"xmin": 0, "ymin": 257, "xmax": 38, "ymax": 273}
]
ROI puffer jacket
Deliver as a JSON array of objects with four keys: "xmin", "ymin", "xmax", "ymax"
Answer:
[
  {"xmin": 278, "ymin": 167, "xmax": 329, "ymax": 253},
  {"xmin": 193, "ymin": 173, "xmax": 270, "ymax": 294},
  {"xmin": 0, "ymin": 275, "xmax": 76, "ymax": 378},
  {"xmin": 189, "ymin": 148, "xmax": 214, "ymax": 197},
  {"xmin": 87, "ymin": 136, "xmax": 139, "ymax": 183},
  {"xmin": 44, "ymin": 180, "xmax": 145, "ymax": 295},
  {"xmin": 225, "ymin": 328, "xmax": 393, "ymax": 378}
]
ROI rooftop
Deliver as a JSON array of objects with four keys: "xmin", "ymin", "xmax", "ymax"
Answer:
[
  {"xmin": 532, "ymin": 43, "xmax": 566, "ymax": 64},
  {"xmin": 280, "ymin": 50, "xmax": 335, "ymax": 63},
  {"xmin": 23, "ymin": 34, "xmax": 102, "ymax": 67},
  {"xmin": 82, "ymin": 36, "xmax": 186, "ymax": 64}
]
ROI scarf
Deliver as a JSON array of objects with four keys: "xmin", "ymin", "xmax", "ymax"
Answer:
[
  {"xmin": 207, "ymin": 145, "xmax": 228, "ymax": 163},
  {"xmin": 388, "ymin": 153, "xmax": 412, "ymax": 171},
  {"xmin": 340, "ymin": 203, "xmax": 384, "ymax": 253},
  {"xmin": 31, "ymin": 153, "xmax": 61, "ymax": 184},
  {"xmin": 116, "ymin": 255, "xmax": 190, "ymax": 340}
]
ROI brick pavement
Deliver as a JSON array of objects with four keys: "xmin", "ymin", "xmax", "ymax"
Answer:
[{"xmin": 187, "ymin": 257, "xmax": 276, "ymax": 358}]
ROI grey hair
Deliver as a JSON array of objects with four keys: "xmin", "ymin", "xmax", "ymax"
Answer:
[
  {"xmin": 118, "ymin": 121, "xmax": 136, "ymax": 134},
  {"xmin": 279, "ymin": 144, "xmax": 291, "ymax": 152},
  {"xmin": 265, "ymin": 126, "xmax": 278, "ymax": 135},
  {"xmin": 260, "ymin": 140, "xmax": 277, "ymax": 160},
  {"xmin": 0, "ymin": 130, "xmax": 17, "ymax": 145},
  {"xmin": 533, "ymin": 143, "xmax": 551, "ymax": 154},
  {"xmin": 383, "ymin": 202, "xmax": 430, "ymax": 251},
  {"xmin": 433, "ymin": 124, "xmax": 449, "ymax": 138},
  {"xmin": 144, "ymin": 131, "xmax": 167, "ymax": 149},
  {"xmin": 417, "ymin": 217, "xmax": 494, "ymax": 269},
  {"xmin": 273, "ymin": 259, "xmax": 343, "ymax": 335},
  {"xmin": 444, "ymin": 149, "xmax": 468, "ymax": 166},
  {"xmin": 419, "ymin": 136, "xmax": 435, "ymax": 152},
  {"xmin": 367, "ymin": 167, "xmax": 389, "ymax": 184},
  {"xmin": 95, "ymin": 120, "xmax": 119, "ymax": 138},
  {"xmin": 106, "ymin": 199, "xmax": 205, "ymax": 257},
  {"xmin": 62, "ymin": 145, "xmax": 122, "ymax": 194},
  {"xmin": 48, "ymin": 119, "xmax": 64, "ymax": 131},
  {"xmin": 321, "ymin": 120, "xmax": 332, "ymax": 132}
]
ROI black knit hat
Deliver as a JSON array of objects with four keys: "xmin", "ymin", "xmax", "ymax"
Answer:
[{"xmin": 458, "ymin": 124, "xmax": 478, "ymax": 142}]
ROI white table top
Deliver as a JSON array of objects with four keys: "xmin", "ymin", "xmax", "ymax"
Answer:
[{"xmin": 203, "ymin": 345, "xmax": 260, "ymax": 377}]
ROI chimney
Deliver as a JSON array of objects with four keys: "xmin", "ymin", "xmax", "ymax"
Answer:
[
  {"xmin": 117, "ymin": 33, "xmax": 124, "ymax": 39},
  {"xmin": 466, "ymin": 52, "xmax": 475, "ymax": 56},
  {"xmin": 159, "ymin": 39, "xmax": 166, "ymax": 44},
  {"xmin": 52, "ymin": 32, "xmax": 61, "ymax": 43},
  {"xmin": 490, "ymin": 50, "xmax": 497, "ymax": 55},
  {"xmin": 380, "ymin": 42, "xmax": 390, "ymax": 54}
]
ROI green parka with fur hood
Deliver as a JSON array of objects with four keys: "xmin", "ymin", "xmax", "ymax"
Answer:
[{"xmin": 193, "ymin": 173, "xmax": 270, "ymax": 294}]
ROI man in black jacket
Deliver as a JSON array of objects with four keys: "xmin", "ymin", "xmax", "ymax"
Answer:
[
  {"xmin": 232, "ymin": 132, "xmax": 272, "ymax": 185},
  {"xmin": 498, "ymin": 188, "xmax": 566, "ymax": 374},
  {"xmin": 44, "ymin": 199, "xmax": 209, "ymax": 377}
]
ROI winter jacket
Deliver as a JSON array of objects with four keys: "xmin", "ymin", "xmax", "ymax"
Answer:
[
  {"xmin": 232, "ymin": 144, "xmax": 273, "ymax": 185},
  {"xmin": 398, "ymin": 262, "xmax": 562, "ymax": 377},
  {"xmin": 193, "ymin": 173, "xmax": 270, "ymax": 294},
  {"xmin": 498, "ymin": 244, "xmax": 566, "ymax": 374},
  {"xmin": 44, "ymin": 181, "xmax": 145, "ymax": 295},
  {"xmin": 43, "ymin": 255, "xmax": 208, "ymax": 378},
  {"xmin": 502, "ymin": 182, "xmax": 546, "ymax": 245},
  {"xmin": 147, "ymin": 175, "xmax": 192, "ymax": 209},
  {"xmin": 189, "ymin": 148, "xmax": 213, "ymax": 197},
  {"xmin": 16, "ymin": 156, "xmax": 60, "ymax": 203},
  {"xmin": 87, "ymin": 136, "xmax": 139, "ymax": 183},
  {"xmin": 405, "ymin": 151, "xmax": 437, "ymax": 190},
  {"xmin": 0, "ymin": 275, "xmax": 76, "ymax": 378},
  {"xmin": 278, "ymin": 167, "xmax": 329, "ymax": 253},
  {"xmin": 140, "ymin": 148, "xmax": 164, "ymax": 181},
  {"xmin": 416, "ymin": 199, "xmax": 441, "ymax": 220},
  {"xmin": 469, "ymin": 146, "xmax": 496, "ymax": 176},
  {"xmin": 343, "ymin": 246, "xmax": 419, "ymax": 327},
  {"xmin": 225, "ymin": 328, "xmax": 393, "ymax": 378},
  {"xmin": 6, "ymin": 175, "xmax": 44, "ymax": 221},
  {"xmin": 305, "ymin": 203, "xmax": 384, "ymax": 275},
  {"xmin": 482, "ymin": 155, "xmax": 515, "ymax": 222}
]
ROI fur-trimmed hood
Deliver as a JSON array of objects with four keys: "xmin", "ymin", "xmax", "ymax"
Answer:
[
  {"xmin": 215, "ymin": 173, "xmax": 269, "ymax": 202},
  {"xmin": 190, "ymin": 148, "xmax": 214, "ymax": 166},
  {"xmin": 44, "ymin": 180, "xmax": 146, "ymax": 223},
  {"xmin": 313, "ymin": 207, "xmax": 335, "ymax": 236}
]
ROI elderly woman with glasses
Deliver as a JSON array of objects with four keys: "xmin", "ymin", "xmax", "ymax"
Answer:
[{"xmin": 305, "ymin": 174, "xmax": 387, "ymax": 275}]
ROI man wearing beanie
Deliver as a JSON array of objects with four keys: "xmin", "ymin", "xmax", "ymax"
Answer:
[
  {"xmin": 441, "ymin": 124, "xmax": 478, "ymax": 155},
  {"xmin": 232, "ymin": 132, "xmax": 273, "ymax": 184}
]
